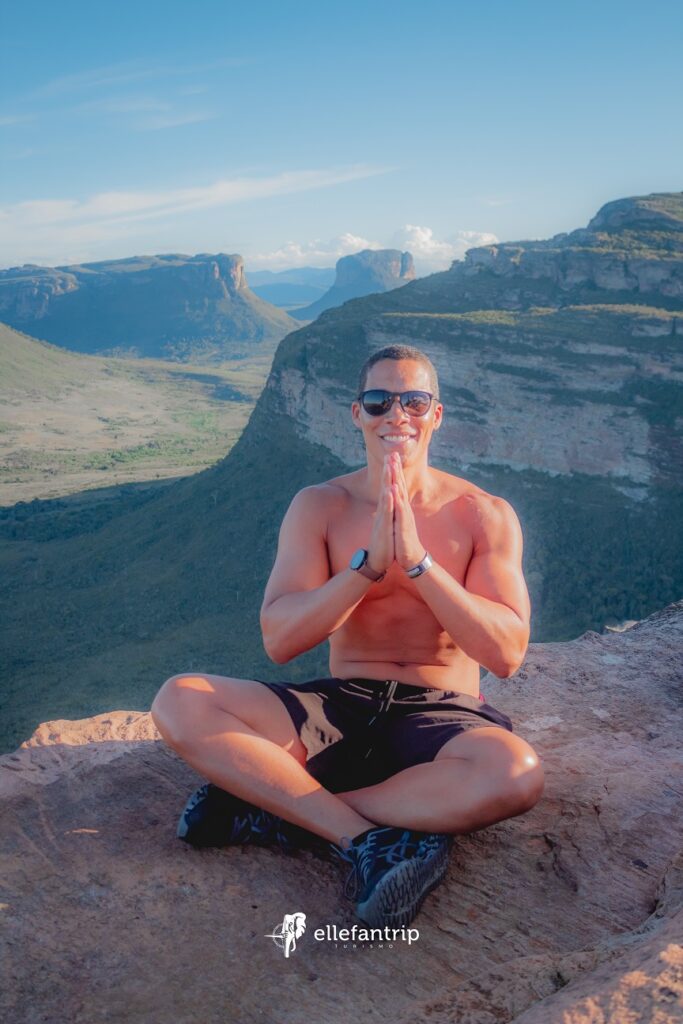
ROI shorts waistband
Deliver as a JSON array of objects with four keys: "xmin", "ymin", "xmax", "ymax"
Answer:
[{"xmin": 340, "ymin": 678, "xmax": 462, "ymax": 701}]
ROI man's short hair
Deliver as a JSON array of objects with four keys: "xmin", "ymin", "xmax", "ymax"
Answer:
[{"xmin": 357, "ymin": 344, "xmax": 440, "ymax": 399}]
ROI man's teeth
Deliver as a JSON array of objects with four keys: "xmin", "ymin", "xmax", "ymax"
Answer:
[{"xmin": 382, "ymin": 435, "xmax": 413, "ymax": 442}]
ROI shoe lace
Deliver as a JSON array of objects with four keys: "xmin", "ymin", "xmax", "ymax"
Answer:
[{"xmin": 333, "ymin": 828, "xmax": 424, "ymax": 901}]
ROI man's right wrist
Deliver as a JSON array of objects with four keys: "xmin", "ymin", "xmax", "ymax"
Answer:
[{"xmin": 349, "ymin": 548, "xmax": 386, "ymax": 582}]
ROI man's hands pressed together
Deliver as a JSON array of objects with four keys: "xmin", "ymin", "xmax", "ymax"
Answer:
[
  {"xmin": 366, "ymin": 455, "xmax": 395, "ymax": 575},
  {"xmin": 367, "ymin": 453, "xmax": 426, "ymax": 575}
]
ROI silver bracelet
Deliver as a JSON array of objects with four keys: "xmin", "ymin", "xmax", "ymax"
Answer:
[{"xmin": 405, "ymin": 552, "xmax": 433, "ymax": 578}]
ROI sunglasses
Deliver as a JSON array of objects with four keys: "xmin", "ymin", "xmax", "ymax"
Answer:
[{"xmin": 359, "ymin": 389, "xmax": 435, "ymax": 417}]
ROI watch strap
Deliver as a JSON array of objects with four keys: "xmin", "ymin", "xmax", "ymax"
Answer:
[{"xmin": 350, "ymin": 548, "xmax": 385, "ymax": 582}]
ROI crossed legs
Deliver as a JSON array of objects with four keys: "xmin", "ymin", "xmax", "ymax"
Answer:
[{"xmin": 150, "ymin": 673, "xmax": 545, "ymax": 845}]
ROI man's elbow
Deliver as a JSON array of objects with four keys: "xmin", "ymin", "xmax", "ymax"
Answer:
[
  {"xmin": 495, "ymin": 657, "xmax": 524, "ymax": 679},
  {"xmin": 260, "ymin": 610, "xmax": 286, "ymax": 664},
  {"xmin": 261, "ymin": 623, "xmax": 290, "ymax": 665},
  {"xmin": 263, "ymin": 639, "xmax": 293, "ymax": 665},
  {"xmin": 495, "ymin": 631, "xmax": 529, "ymax": 678}
]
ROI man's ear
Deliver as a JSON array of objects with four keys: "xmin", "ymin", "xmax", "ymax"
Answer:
[
  {"xmin": 351, "ymin": 401, "xmax": 362, "ymax": 430},
  {"xmin": 432, "ymin": 402, "xmax": 444, "ymax": 430}
]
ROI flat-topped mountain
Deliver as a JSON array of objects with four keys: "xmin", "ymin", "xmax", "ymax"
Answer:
[
  {"xmin": 0, "ymin": 253, "xmax": 296, "ymax": 362},
  {"xmin": 0, "ymin": 192, "xmax": 681, "ymax": 755},
  {"xmin": 291, "ymin": 248, "xmax": 415, "ymax": 320}
]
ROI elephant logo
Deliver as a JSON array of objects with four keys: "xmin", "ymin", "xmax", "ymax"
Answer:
[{"xmin": 265, "ymin": 912, "xmax": 307, "ymax": 958}]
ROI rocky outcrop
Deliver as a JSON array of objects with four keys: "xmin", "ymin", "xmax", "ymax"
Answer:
[
  {"xmin": 587, "ymin": 193, "xmax": 683, "ymax": 235},
  {"xmin": 0, "ymin": 253, "xmax": 296, "ymax": 361},
  {"xmin": 1, "ymin": 602, "xmax": 681, "ymax": 1023},
  {"xmin": 291, "ymin": 248, "xmax": 415, "ymax": 320},
  {"xmin": 458, "ymin": 193, "xmax": 683, "ymax": 300},
  {"xmin": 463, "ymin": 241, "xmax": 683, "ymax": 298}
]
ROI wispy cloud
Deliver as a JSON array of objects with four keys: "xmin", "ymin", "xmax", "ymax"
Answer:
[
  {"xmin": 140, "ymin": 110, "xmax": 217, "ymax": 131},
  {"xmin": 77, "ymin": 95, "xmax": 217, "ymax": 130},
  {"xmin": 0, "ymin": 113, "xmax": 35, "ymax": 127},
  {"xmin": 32, "ymin": 57, "xmax": 248, "ymax": 98},
  {"xmin": 79, "ymin": 95, "xmax": 171, "ymax": 114},
  {"xmin": 0, "ymin": 165, "xmax": 389, "ymax": 267}
]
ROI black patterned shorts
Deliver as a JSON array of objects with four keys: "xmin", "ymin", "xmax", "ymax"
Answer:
[{"xmin": 253, "ymin": 677, "xmax": 513, "ymax": 793}]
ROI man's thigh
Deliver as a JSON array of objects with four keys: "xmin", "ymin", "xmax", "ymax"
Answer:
[
  {"xmin": 434, "ymin": 726, "xmax": 542, "ymax": 775},
  {"xmin": 152, "ymin": 673, "xmax": 307, "ymax": 763}
]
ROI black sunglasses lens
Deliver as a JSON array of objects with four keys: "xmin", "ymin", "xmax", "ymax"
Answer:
[
  {"xmin": 361, "ymin": 390, "xmax": 433, "ymax": 416},
  {"xmin": 404, "ymin": 391, "xmax": 431, "ymax": 414},
  {"xmin": 361, "ymin": 390, "xmax": 392, "ymax": 415}
]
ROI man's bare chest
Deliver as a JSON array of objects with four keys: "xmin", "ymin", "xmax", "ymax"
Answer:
[{"xmin": 325, "ymin": 501, "xmax": 474, "ymax": 597}]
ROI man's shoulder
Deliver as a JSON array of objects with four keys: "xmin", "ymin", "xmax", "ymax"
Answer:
[
  {"xmin": 432, "ymin": 469, "xmax": 518, "ymax": 528},
  {"xmin": 291, "ymin": 471, "xmax": 362, "ymax": 505},
  {"xmin": 449, "ymin": 481, "xmax": 521, "ymax": 545}
]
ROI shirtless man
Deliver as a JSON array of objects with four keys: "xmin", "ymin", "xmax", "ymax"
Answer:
[{"xmin": 151, "ymin": 343, "xmax": 544, "ymax": 928}]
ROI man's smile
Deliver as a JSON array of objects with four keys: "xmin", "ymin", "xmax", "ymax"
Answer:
[{"xmin": 380, "ymin": 434, "xmax": 416, "ymax": 445}]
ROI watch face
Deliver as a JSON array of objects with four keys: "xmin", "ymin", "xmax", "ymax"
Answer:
[{"xmin": 350, "ymin": 548, "xmax": 367, "ymax": 570}]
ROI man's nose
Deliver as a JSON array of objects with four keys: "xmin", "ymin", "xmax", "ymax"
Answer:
[{"xmin": 384, "ymin": 395, "xmax": 408, "ymax": 419}]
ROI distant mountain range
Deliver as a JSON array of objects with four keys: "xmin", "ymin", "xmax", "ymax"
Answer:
[
  {"xmin": 290, "ymin": 249, "xmax": 415, "ymax": 320},
  {"xmin": 247, "ymin": 266, "xmax": 336, "ymax": 309},
  {"xmin": 0, "ymin": 253, "xmax": 296, "ymax": 363},
  {"xmin": 0, "ymin": 191, "xmax": 681, "ymax": 753}
]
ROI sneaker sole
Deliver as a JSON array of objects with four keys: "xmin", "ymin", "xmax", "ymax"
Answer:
[{"xmin": 356, "ymin": 840, "xmax": 451, "ymax": 928}]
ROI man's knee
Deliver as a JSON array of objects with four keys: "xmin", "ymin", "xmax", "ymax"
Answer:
[
  {"xmin": 504, "ymin": 759, "xmax": 545, "ymax": 814},
  {"xmin": 150, "ymin": 674, "xmax": 213, "ymax": 749}
]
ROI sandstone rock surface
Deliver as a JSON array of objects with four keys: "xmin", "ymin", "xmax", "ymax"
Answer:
[{"xmin": 1, "ymin": 603, "xmax": 681, "ymax": 1024}]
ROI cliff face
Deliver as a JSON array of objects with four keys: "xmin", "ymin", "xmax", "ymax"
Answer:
[
  {"xmin": 1, "ymin": 602, "xmax": 681, "ymax": 1023},
  {"xmin": 270, "ymin": 304, "xmax": 681, "ymax": 489},
  {"xmin": 0, "ymin": 253, "xmax": 296, "ymax": 361},
  {"xmin": 292, "ymin": 248, "xmax": 415, "ymax": 321}
]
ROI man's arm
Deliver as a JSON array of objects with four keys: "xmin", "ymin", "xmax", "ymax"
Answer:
[
  {"xmin": 391, "ymin": 456, "xmax": 530, "ymax": 675},
  {"xmin": 259, "ymin": 486, "xmax": 374, "ymax": 664},
  {"xmin": 410, "ymin": 493, "xmax": 531, "ymax": 677}
]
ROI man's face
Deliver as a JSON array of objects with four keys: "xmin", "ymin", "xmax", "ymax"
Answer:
[{"xmin": 351, "ymin": 358, "xmax": 443, "ymax": 467}]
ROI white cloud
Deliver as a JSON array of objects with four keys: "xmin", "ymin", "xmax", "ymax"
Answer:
[
  {"xmin": 250, "ymin": 232, "xmax": 382, "ymax": 269},
  {"xmin": 250, "ymin": 225, "xmax": 499, "ymax": 273},
  {"xmin": 0, "ymin": 165, "xmax": 388, "ymax": 267},
  {"xmin": 391, "ymin": 225, "xmax": 499, "ymax": 273}
]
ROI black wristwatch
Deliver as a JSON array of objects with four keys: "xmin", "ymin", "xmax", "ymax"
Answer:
[{"xmin": 349, "ymin": 548, "xmax": 386, "ymax": 582}]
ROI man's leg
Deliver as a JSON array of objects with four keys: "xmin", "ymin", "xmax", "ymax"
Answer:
[
  {"xmin": 334, "ymin": 728, "xmax": 545, "ymax": 834},
  {"xmin": 151, "ymin": 673, "xmax": 376, "ymax": 845}
]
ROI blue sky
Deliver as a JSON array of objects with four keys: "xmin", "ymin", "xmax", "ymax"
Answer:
[{"xmin": 1, "ymin": 0, "xmax": 681, "ymax": 273}]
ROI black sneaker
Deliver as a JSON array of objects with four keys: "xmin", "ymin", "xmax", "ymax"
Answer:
[
  {"xmin": 331, "ymin": 825, "xmax": 452, "ymax": 927},
  {"xmin": 177, "ymin": 783, "xmax": 311, "ymax": 854}
]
